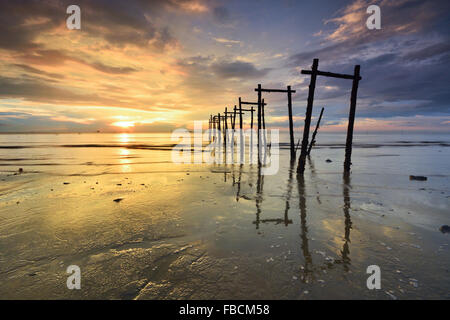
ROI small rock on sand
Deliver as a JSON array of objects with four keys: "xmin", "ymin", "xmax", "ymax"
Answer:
[
  {"xmin": 439, "ymin": 225, "xmax": 450, "ymax": 234},
  {"xmin": 113, "ymin": 198, "xmax": 123, "ymax": 203},
  {"xmin": 409, "ymin": 175, "xmax": 427, "ymax": 181},
  {"xmin": 63, "ymin": 182, "xmax": 70, "ymax": 185}
]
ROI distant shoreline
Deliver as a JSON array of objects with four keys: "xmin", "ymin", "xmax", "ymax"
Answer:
[{"xmin": 0, "ymin": 130, "xmax": 449, "ymax": 135}]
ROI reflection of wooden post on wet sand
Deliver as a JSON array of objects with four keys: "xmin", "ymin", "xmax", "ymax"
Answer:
[
  {"xmin": 240, "ymin": 100, "xmax": 263, "ymax": 164},
  {"xmin": 236, "ymin": 164, "xmax": 243, "ymax": 202},
  {"xmin": 254, "ymin": 163, "xmax": 263, "ymax": 230},
  {"xmin": 283, "ymin": 159, "xmax": 296, "ymax": 227},
  {"xmin": 342, "ymin": 172, "xmax": 352, "ymax": 271},
  {"xmin": 297, "ymin": 173, "xmax": 313, "ymax": 280},
  {"xmin": 253, "ymin": 163, "xmax": 293, "ymax": 229}
]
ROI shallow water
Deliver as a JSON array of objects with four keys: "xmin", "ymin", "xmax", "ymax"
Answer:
[{"xmin": 0, "ymin": 132, "xmax": 449, "ymax": 299}]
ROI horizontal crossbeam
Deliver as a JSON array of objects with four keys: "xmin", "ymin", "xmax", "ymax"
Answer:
[
  {"xmin": 301, "ymin": 69, "xmax": 362, "ymax": 80},
  {"xmin": 254, "ymin": 88, "xmax": 296, "ymax": 93},
  {"xmin": 240, "ymin": 101, "xmax": 267, "ymax": 106}
]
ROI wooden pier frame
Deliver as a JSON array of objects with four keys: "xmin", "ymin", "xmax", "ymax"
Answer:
[
  {"xmin": 297, "ymin": 59, "xmax": 361, "ymax": 174},
  {"xmin": 239, "ymin": 99, "xmax": 263, "ymax": 160},
  {"xmin": 254, "ymin": 85, "xmax": 297, "ymax": 159}
]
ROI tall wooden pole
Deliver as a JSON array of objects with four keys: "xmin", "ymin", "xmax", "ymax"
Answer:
[
  {"xmin": 208, "ymin": 115, "xmax": 212, "ymax": 142},
  {"xmin": 217, "ymin": 113, "xmax": 221, "ymax": 153},
  {"xmin": 224, "ymin": 107, "xmax": 228, "ymax": 150},
  {"xmin": 239, "ymin": 102, "xmax": 244, "ymax": 163},
  {"xmin": 307, "ymin": 107, "xmax": 324, "ymax": 155},
  {"xmin": 262, "ymin": 98, "xmax": 267, "ymax": 150},
  {"xmin": 213, "ymin": 116, "xmax": 216, "ymax": 142},
  {"xmin": 344, "ymin": 65, "xmax": 360, "ymax": 172},
  {"xmin": 297, "ymin": 58, "xmax": 319, "ymax": 174},
  {"xmin": 233, "ymin": 106, "xmax": 237, "ymax": 143},
  {"xmin": 287, "ymin": 85, "xmax": 295, "ymax": 158},
  {"xmin": 250, "ymin": 106, "xmax": 254, "ymax": 161},
  {"xmin": 257, "ymin": 84, "xmax": 262, "ymax": 163}
]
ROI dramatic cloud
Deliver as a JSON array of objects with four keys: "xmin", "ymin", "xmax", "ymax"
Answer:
[
  {"xmin": 289, "ymin": 0, "xmax": 450, "ymax": 120},
  {"xmin": 211, "ymin": 60, "xmax": 272, "ymax": 79},
  {"xmin": 0, "ymin": 0, "xmax": 449, "ymax": 132}
]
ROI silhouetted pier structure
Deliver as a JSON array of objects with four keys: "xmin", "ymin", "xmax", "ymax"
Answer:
[
  {"xmin": 205, "ymin": 58, "xmax": 361, "ymax": 175},
  {"xmin": 255, "ymin": 85, "xmax": 296, "ymax": 159},
  {"xmin": 297, "ymin": 59, "xmax": 361, "ymax": 174}
]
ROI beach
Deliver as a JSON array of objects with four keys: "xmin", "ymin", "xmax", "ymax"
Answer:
[{"xmin": 0, "ymin": 132, "xmax": 449, "ymax": 299}]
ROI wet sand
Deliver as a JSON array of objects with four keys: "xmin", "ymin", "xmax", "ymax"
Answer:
[{"xmin": 0, "ymin": 133, "xmax": 449, "ymax": 299}]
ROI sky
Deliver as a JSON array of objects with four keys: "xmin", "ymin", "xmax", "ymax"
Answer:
[{"xmin": 0, "ymin": 0, "xmax": 449, "ymax": 133}]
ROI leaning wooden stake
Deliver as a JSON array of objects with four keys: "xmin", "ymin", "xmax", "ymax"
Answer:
[
  {"xmin": 307, "ymin": 107, "xmax": 324, "ymax": 155},
  {"xmin": 297, "ymin": 58, "xmax": 319, "ymax": 174},
  {"xmin": 344, "ymin": 65, "xmax": 360, "ymax": 172}
]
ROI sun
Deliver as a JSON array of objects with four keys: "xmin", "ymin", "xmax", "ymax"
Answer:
[{"xmin": 112, "ymin": 121, "xmax": 135, "ymax": 128}]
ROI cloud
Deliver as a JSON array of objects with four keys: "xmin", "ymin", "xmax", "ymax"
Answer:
[
  {"xmin": 213, "ymin": 37, "xmax": 242, "ymax": 45},
  {"xmin": 211, "ymin": 60, "xmax": 272, "ymax": 79},
  {"xmin": 289, "ymin": 0, "xmax": 450, "ymax": 119}
]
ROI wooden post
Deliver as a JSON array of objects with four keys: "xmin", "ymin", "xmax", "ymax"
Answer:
[
  {"xmin": 224, "ymin": 107, "xmax": 228, "ymax": 150},
  {"xmin": 233, "ymin": 106, "xmax": 237, "ymax": 144},
  {"xmin": 297, "ymin": 58, "xmax": 319, "ymax": 174},
  {"xmin": 262, "ymin": 98, "xmax": 267, "ymax": 151},
  {"xmin": 287, "ymin": 85, "xmax": 295, "ymax": 158},
  {"xmin": 217, "ymin": 113, "xmax": 221, "ymax": 153},
  {"xmin": 344, "ymin": 65, "xmax": 360, "ymax": 172},
  {"xmin": 257, "ymin": 84, "xmax": 262, "ymax": 163},
  {"xmin": 239, "ymin": 102, "xmax": 244, "ymax": 163},
  {"xmin": 307, "ymin": 107, "xmax": 324, "ymax": 155},
  {"xmin": 250, "ymin": 106, "xmax": 254, "ymax": 161},
  {"xmin": 208, "ymin": 115, "xmax": 212, "ymax": 142}
]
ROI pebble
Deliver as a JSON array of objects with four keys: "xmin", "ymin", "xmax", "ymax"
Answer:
[
  {"xmin": 385, "ymin": 291, "xmax": 397, "ymax": 300},
  {"xmin": 439, "ymin": 225, "xmax": 450, "ymax": 234}
]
